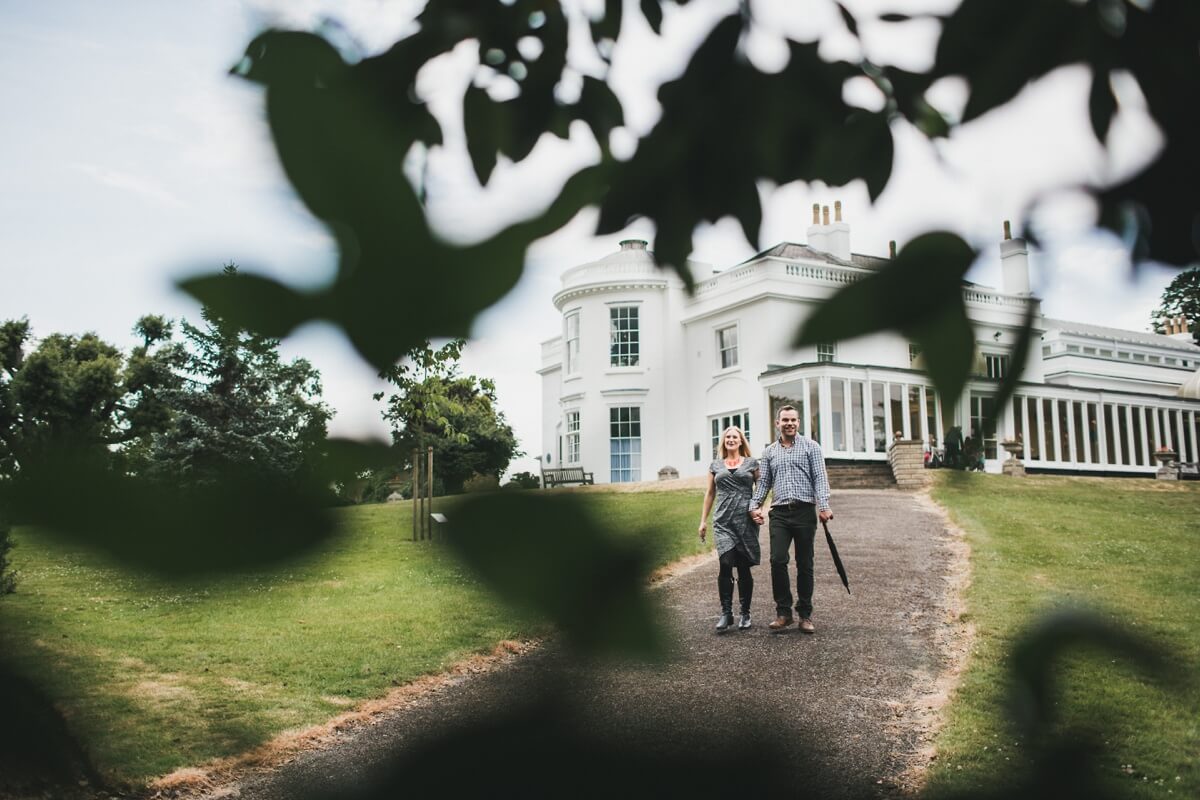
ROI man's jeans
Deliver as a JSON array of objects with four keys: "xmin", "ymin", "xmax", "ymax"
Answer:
[{"xmin": 768, "ymin": 502, "xmax": 817, "ymax": 619}]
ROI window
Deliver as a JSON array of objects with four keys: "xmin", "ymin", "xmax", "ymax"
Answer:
[
  {"xmin": 816, "ymin": 342, "xmax": 836, "ymax": 363},
  {"xmin": 609, "ymin": 407, "xmax": 641, "ymax": 482},
  {"xmin": 716, "ymin": 325, "xmax": 739, "ymax": 369},
  {"xmin": 564, "ymin": 311, "xmax": 580, "ymax": 374},
  {"xmin": 984, "ymin": 354, "xmax": 1009, "ymax": 379},
  {"xmin": 609, "ymin": 306, "xmax": 640, "ymax": 367},
  {"xmin": 1133, "ymin": 353, "xmax": 1145, "ymax": 362},
  {"xmin": 1099, "ymin": 349, "xmax": 1113, "ymax": 357},
  {"xmin": 1066, "ymin": 345, "xmax": 1080, "ymax": 353},
  {"xmin": 1083, "ymin": 346, "xmax": 1096, "ymax": 355},
  {"xmin": 1041, "ymin": 345, "xmax": 1051, "ymax": 357},
  {"xmin": 710, "ymin": 411, "xmax": 751, "ymax": 456},
  {"xmin": 909, "ymin": 343, "xmax": 921, "ymax": 367},
  {"xmin": 1166, "ymin": 357, "xmax": 1178, "ymax": 365},
  {"xmin": 1149, "ymin": 355, "xmax": 1161, "ymax": 363},
  {"xmin": 565, "ymin": 410, "xmax": 581, "ymax": 464}
]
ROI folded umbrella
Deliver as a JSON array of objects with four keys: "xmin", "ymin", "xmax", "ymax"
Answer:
[{"xmin": 821, "ymin": 519, "xmax": 850, "ymax": 594}]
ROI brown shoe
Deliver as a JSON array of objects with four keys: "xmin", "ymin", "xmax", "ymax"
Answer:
[
  {"xmin": 768, "ymin": 615, "xmax": 794, "ymax": 632},
  {"xmin": 798, "ymin": 617, "xmax": 815, "ymax": 634}
]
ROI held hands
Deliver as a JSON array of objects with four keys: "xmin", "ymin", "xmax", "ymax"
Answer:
[{"xmin": 750, "ymin": 509, "xmax": 764, "ymax": 525}]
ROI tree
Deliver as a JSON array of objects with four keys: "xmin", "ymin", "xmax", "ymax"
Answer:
[
  {"xmin": 1152, "ymin": 267, "xmax": 1200, "ymax": 343},
  {"xmin": 376, "ymin": 339, "xmax": 519, "ymax": 495},
  {"xmin": 0, "ymin": 315, "xmax": 183, "ymax": 593},
  {"xmin": 142, "ymin": 264, "xmax": 331, "ymax": 487}
]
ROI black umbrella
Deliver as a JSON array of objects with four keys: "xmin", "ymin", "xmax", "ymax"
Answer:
[{"xmin": 821, "ymin": 519, "xmax": 850, "ymax": 594}]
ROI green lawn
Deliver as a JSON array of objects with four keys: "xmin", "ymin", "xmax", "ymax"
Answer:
[
  {"xmin": 928, "ymin": 474, "xmax": 1200, "ymax": 799},
  {"xmin": 0, "ymin": 489, "xmax": 706, "ymax": 786}
]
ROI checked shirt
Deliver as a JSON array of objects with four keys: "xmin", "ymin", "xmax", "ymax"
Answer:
[{"xmin": 750, "ymin": 435, "xmax": 831, "ymax": 512}]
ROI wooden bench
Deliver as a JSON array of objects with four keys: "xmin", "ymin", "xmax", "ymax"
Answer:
[{"xmin": 542, "ymin": 467, "xmax": 595, "ymax": 488}]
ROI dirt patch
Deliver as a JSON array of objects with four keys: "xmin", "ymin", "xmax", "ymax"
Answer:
[
  {"xmin": 147, "ymin": 639, "xmax": 540, "ymax": 797},
  {"xmin": 888, "ymin": 490, "xmax": 975, "ymax": 795}
]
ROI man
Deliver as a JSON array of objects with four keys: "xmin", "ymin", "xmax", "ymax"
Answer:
[{"xmin": 749, "ymin": 405, "xmax": 833, "ymax": 634}]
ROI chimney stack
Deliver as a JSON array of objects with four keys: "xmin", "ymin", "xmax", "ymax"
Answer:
[
  {"xmin": 808, "ymin": 200, "xmax": 851, "ymax": 260},
  {"xmin": 999, "ymin": 220, "xmax": 1031, "ymax": 295},
  {"xmin": 889, "ymin": 240, "xmax": 897, "ymax": 259}
]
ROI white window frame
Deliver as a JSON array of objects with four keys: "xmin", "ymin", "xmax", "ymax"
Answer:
[
  {"xmin": 984, "ymin": 353, "xmax": 1010, "ymax": 379},
  {"xmin": 816, "ymin": 342, "xmax": 836, "ymax": 363},
  {"xmin": 609, "ymin": 406, "xmax": 642, "ymax": 482},
  {"xmin": 709, "ymin": 410, "xmax": 751, "ymax": 457},
  {"xmin": 565, "ymin": 409, "xmax": 581, "ymax": 465},
  {"xmin": 716, "ymin": 324, "xmax": 739, "ymax": 370},
  {"xmin": 609, "ymin": 306, "xmax": 640, "ymax": 368},
  {"xmin": 564, "ymin": 310, "xmax": 581, "ymax": 375}
]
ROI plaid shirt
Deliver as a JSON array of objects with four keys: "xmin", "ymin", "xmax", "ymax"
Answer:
[{"xmin": 750, "ymin": 435, "xmax": 831, "ymax": 512}]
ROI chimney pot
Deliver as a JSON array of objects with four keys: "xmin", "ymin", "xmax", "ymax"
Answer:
[
  {"xmin": 1003, "ymin": 220, "xmax": 1012, "ymax": 240},
  {"xmin": 889, "ymin": 240, "xmax": 897, "ymax": 258},
  {"xmin": 812, "ymin": 203, "xmax": 820, "ymax": 224},
  {"xmin": 619, "ymin": 239, "xmax": 647, "ymax": 251},
  {"xmin": 822, "ymin": 205, "xmax": 830, "ymax": 226},
  {"xmin": 834, "ymin": 200, "xmax": 842, "ymax": 222}
]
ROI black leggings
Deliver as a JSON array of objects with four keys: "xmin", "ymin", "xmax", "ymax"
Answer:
[{"xmin": 717, "ymin": 548, "xmax": 754, "ymax": 610}]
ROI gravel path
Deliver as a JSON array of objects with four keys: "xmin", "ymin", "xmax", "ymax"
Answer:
[{"xmin": 190, "ymin": 489, "xmax": 967, "ymax": 800}]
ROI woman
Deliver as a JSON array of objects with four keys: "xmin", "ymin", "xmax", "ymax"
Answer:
[{"xmin": 698, "ymin": 426, "xmax": 760, "ymax": 632}]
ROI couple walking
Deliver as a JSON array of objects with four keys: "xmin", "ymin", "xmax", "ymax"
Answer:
[{"xmin": 698, "ymin": 406, "xmax": 833, "ymax": 634}]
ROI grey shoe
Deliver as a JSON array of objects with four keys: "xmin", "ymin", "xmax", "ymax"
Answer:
[
  {"xmin": 738, "ymin": 612, "xmax": 752, "ymax": 630},
  {"xmin": 716, "ymin": 611, "xmax": 734, "ymax": 632}
]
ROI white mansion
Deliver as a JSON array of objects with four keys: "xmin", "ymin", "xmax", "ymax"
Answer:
[{"xmin": 538, "ymin": 205, "xmax": 1200, "ymax": 482}]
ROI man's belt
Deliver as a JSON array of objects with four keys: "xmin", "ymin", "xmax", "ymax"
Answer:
[{"xmin": 772, "ymin": 500, "xmax": 815, "ymax": 509}]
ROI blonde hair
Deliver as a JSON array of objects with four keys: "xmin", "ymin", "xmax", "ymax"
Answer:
[{"xmin": 716, "ymin": 426, "xmax": 752, "ymax": 459}]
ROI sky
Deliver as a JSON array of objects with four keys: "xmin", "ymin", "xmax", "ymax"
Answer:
[{"xmin": 0, "ymin": 0, "xmax": 1182, "ymax": 478}]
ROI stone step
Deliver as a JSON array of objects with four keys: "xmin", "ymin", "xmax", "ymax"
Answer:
[{"xmin": 826, "ymin": 462, "xmax": 897, "ymax": 489}]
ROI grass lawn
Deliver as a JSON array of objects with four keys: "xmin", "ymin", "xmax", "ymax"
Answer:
[
  {"xmin": 928, "ymin": 474, "xmax": 1200, "ymax": 799},
  {"xmin": 0, "ymin": 488, "xmax": 706, "ymax": 786}
]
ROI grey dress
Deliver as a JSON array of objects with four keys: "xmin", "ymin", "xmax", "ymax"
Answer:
[{"xmin": 709, "ymin": 457, "xmax": 761, "ymax": 565}]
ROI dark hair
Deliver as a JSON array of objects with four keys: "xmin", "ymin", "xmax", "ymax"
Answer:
[{"xmin": 776, "ymin": 405, "xmax": 798, "ymax": 420}]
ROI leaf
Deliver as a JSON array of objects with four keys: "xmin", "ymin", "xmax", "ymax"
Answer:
[
  {"xmin": 598, "ymin": 15, "xmax": 891, "ymax": 280},
  {"xmin": 178, "ymin": 272, "xmax": 316, "ymax": 340},
  {"xmin": 933, "ymin": 0, "xmax": 1104, "ymax": 123},
  {"xmin": 1008, "ymin": 608, "xmax": 1177, "ymax": 739},
  {"xmin": 795, "ymin": 233, "xmax": 978, "ymax": 411},
  {"xmin": 463, "ymin": 84, "xmax": 502, "ymax": 185},
  {"xmin": 444, "ymin": 492, "xmax": 665, "ymax": 659},
  {"xmin": 836, "ymin": 2, "xmax": 858, "ymax": 37},
  {"xmin": 7, "ymin": 448, "xmax": 340, "ymax": 577},
  {"xmin": 1087, "ymin": 67, "xmax": 1116, "ymax": 145},
  {"xmin": 590, "ymin": 0, "xmax": 622, "ymax": 49},
  {"xmin": 879, "ymin": 13, "xmax": 912, "ymax": 23},
  {"xmin": 641, "ymin": 0, "xmax": 664, "ymax": 35}
]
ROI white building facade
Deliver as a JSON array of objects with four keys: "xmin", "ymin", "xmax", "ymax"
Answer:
[{"xmin": 538, "ymin": 206, "xmax": 1200, "ymax": 482}]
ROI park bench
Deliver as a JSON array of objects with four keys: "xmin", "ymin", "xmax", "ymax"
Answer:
[{"xmin": 542, "ymin": 466, "xmax": 595, "ymax": 488}]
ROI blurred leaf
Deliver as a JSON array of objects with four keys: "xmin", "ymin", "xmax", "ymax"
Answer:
[
  {"xmin": 463, "ymin": 84, "xmax": 502, "ymax": 185},
  {"xmin": 1008, "ymin": 607, "xmax": 1179, "ymax": 739},
  {"xmin": 444, "ymin": 492, "xmax": 665, "ymax": 659},
  {"xmin": 879, "ymin": 13, "xmax": 913, "ymax": 23},
  {"xmin": 836, "ymin": 2, "xmax": 858, "ymax": 37},
  {"xmin": 0, "ymin": 667, "xmax": 102, "ymax": 792},
  {"xmin": 641, "ymin": 0, "xmax": 664, "ymax": 35},
  {"xmin": 1093, "ymin": 2, "xmax": 1200, "ymax": 267},
  {"xmin": 598, "ymin": 15, "xmax": 891, "ymax": 279},
  {"xmin": 178, "ymin": 271, "xmax": 317, "ymax": 340},
  {"xmin": 1087, "ymin": 68, "xmax": 1116, "ymax": 145},
  {"xmin": 189, "ymin": 27, "xmax": 609, "ymax": 371},
  {"xmin": 933, "ymin": 0, "xmax": 1108, "ymax": 123},
  {"xmin": 334, "ymin": 699, "xmax": 796, "ymax": 799},
  {"xmin": 590, "ymin": 0, "xmax": 622, "ymax": 50},
  {"xmin": 795, "ymin": 233, "xmax": 978, "ymax": 411},
  {"xmin": 6, "ymin": 445, "xmax": 339, "ymax": 577}
]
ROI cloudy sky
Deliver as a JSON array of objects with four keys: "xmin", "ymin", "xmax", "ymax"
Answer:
[{"xmin": 0, "ymin": 0, "xmax": 1180, "ymax": 477}]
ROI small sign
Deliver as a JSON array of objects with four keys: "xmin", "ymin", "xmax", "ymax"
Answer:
[{"xmin": 430, "ymin": 512, "xmax": 448, "ymax": 523}]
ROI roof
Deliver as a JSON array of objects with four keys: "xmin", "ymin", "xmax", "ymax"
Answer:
[
  {"xmin": 1042, "ymin": 318, "xmax": 1200, "ymax": 352},
  {"xmin": 737, "ymin": 242, "xmax": 863, "ymax": 269}
]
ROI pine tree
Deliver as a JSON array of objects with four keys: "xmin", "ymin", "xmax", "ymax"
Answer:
[{"xmin": 145, "ymin": 265, "xmax": 331, "ymax": 487}]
